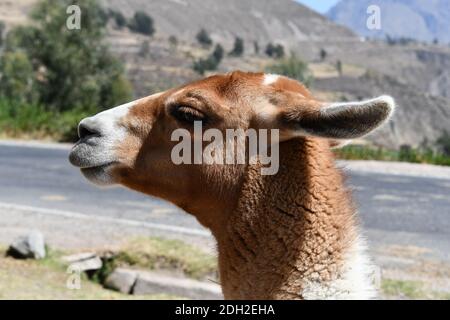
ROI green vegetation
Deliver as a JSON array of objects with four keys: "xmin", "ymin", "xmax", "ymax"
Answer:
[
  {"xmin": 336, "ymin": 59, "xmax": 343, "ymax": 76},
  {"xmin": 0, "ymin": 21, "xmax": 5, "ymax": 46},
  {"xmin": 253, "ymin": 41, "xmax": 260, "ymax": 55},
  {"xmin": 196, "ymin": 28, "xmax": 213, "ymax": 48},
  {"xmin": 320, "ymin": 48, "xmax": 327, "ymax": 61},
  {"xmin": 265, "ymin": 43, "xmax": 285, "ymax": 59},
  {"xmin": 0, "ymin": 0, "xmax": 132, "ymax": 141},
  {"xmin": 265, "ymin": 54, "xmax": 313, "ymax": 87},
  {"xmin": 381, "ymin": 278, "xmax": 450, "ymax": 300},
  {"xmin": 436, "ymin": 131, "xmax": 450, "ymax": 156},
  {"xmin": 381, "ymin": 279, "xmax": 424, "ymax": 299},
  {"xmin": 192, "ymin": 57, "xmax": 218, "ymax": 75},
  {"xmin": 229, "ymin": 37, "xmax": 244, "ymax": 57},
  {"xmin": 386, "ymin": 35, "xmax": 417, "ymax": 46},
  {"xmin": 128, "ymin": 11, "xmax": 155, "ymax": 36},
  {"xmin": 94, "ymin": 237, "xmax": 217, "ymax": 281},
  {"xmin": 192, "ymin": 44, "xmax": 225, "ymax": 75},
  {"xmin": 334, "ymin": 144, "xmax": 450, "ymax": 166},
  {"xmin": 212, "ymin": 44, "xmax": 224, "ymax": 62},
  {"xmin": 168, "ymin": 35, "xmax": 178, "ymax": 48},
  {"xmin": 0, "ymin": 247, "xmax": 176, "ymax": 299},
  {"xmin": 0, "ymin": 98, "xmax": 90, "ymax": 141},
  {"xmin": 109, "ymin": 9, "xmax": 127, "ymax": 29},
  {"xmin": 139, "ymin": 40, "xmax": 150, "ymax": 58}
]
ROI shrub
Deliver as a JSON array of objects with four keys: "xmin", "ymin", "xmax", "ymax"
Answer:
[
  {"xmin": 320, "ymin": 48, "xmax": 327, "ymax": 61},
  {"xmin": 253, "ymin": 41, "xmax": 260, "ymax": 55},
  {"xmin": 229, "ymin": 37, "xmax": 244, "ymax": 56},
  {"xmin": 192, "ymin": 56, "xmax": 218, "ymax": 75},
  {"xmin": 168, "ymin": 35, "xmax": 178, "ymax": 47},
  {"xmin": 399, "ymin": 145, "xmax": 419, "ymax": 163},
  {"xmin": 212, "ymin": 44, "xmax": 224, "ymax": 63},
  {"xmin": 139, "ymin": 40, "xmax": 150, "ymax": 58},
  {"xmin": 192, "ymin": 44, "xmax": 224, "ymax": 75},
  {"xmin": 0, "ymin": 21, "xmax": 4, "ymax": 46},
  {"xmin": 128, "ymin": 11, "xmax": 155, "ymax": 36},
  {"xmin": 436, "ymin": 131, "xmax": 450, "ymax": 156},
  {"xmin": 0, "ymin": 98, "xmax": 89, "ymax": 142},
  {"xmin": 265, "ymin": 43, "xmax": 274, "ymax": 56},
  {"xmin": 336, "ymin": 60, "xmax": 343, "ymax": 76},
  {"xmin": 265, "ymin": 43, "xmax": 284, "ymax": 59},
  {"xmin": 0, "ymin": 51, "xmax": 37, "ymax": 104},
  {"xmin": 109, "ymin": 9, "xmax": 126, "ymax": 29},
  {"xmin": 196, "ymin": 29, "xmax": 212, "ymax": 48},
  {"xmin": 265, "ymin": 54, "xmax": 313, "ymax": 87},
  {"xmin": 1, "ymin": 0, "xmax": 132, "ymax": 113},
  {"xmin": 334, "ymin": 145, "xmax": 450, "ymax": 166},
  {"xmin": 274, "ymin": 44, "xmax": 285, "ymax": 58}
]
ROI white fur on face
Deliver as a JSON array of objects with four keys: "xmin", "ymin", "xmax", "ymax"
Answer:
[
  {"xmin": 80, "ymin": 100, "xmax": 136, "ymax": 141},
  {"xmin": 72, "ymin": 100, "xmax": 137, "ymax": 186}
]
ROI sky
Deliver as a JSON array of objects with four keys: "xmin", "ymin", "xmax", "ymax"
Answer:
[{"xmin": 295, "ymin": 0, "xmax": 341, "ymax": 14}]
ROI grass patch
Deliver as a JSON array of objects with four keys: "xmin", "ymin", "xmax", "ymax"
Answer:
[
  {"xmin": 0, "ymin": 99, "xmax": 91, "ymax": 142},
  {"xmin": 265, "ymin": 54, "xmax": 313, "ymax": 87},
  {"xmin": 98, "ymin": 237, "xmax": 217, "ymax": 281},
  {"xmin": 0, "ymin": 252, "xmax": 177, "ymax": 299},
  {"xmin": 334, "ymin": 145, "xmax": 450, "ymax": 166},
  {"xmin": 382, "ymin": 279, "xmax": 425, "ymax": 299},
  {"xmin": 381, "ymin": 279, "xmax": 450, "ymax": 300},
  {"xmin": 438, "ymin": 292, "xmax": 450, "ymax": 300}
]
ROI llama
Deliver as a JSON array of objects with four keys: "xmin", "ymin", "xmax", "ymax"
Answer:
[{"xmin": 69, "ymin": 71, "xmax": 395, "ymax": 299}]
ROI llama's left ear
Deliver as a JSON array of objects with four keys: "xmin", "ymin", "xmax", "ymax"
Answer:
[{"xmin": 282, "ymin": 96, "xmax": 395, "ymax": 140}]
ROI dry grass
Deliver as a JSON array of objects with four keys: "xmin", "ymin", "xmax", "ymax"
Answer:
[
  {"xmin": 0, "ymin": 247, "xmax": 176, "ymax": 300},
  {"xmin": 0, "ymin": 237, "xmax": 215, "ymax": 299},
  {"xmin": 381, "ymin": 279, "xmax": 450, "ymax": 300},
  {"xmin": 309, "ymin": 62, "xmax": 366, "ymax": 79},
  {"xmin": 110, "ymin": 237, "xmax": 218, "ymax": 281}
]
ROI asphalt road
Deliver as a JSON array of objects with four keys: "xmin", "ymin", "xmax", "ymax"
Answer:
[{"xmin": 1, "ymin": 142, "xmax": 449, "ymax": 259}]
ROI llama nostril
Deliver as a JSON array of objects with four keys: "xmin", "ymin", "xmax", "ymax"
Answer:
[{"xmin": 78, "ymin": 120, "xmax": 101, "ymax": 140}]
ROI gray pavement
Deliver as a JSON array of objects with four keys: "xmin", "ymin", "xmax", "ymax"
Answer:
[{"xmin": 0, "ymin": 142, "xmax": 449, "ymax": 261}]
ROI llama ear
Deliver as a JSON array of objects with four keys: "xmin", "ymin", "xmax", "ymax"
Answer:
[{"xmin": 282, "ymin": 96, "xmax": 395, "ymax": 140}]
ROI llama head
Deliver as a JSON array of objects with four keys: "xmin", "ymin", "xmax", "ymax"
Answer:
[{"xmin": 69, "ymin": 71, "xmax": 394, "ymax": 221}]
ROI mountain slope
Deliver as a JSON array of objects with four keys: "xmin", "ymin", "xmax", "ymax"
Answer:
[
  {"xmin": 328, "ymin": 0, "xmax": 450, "ymax": 43},
  {"xmin": 106, "ymin": 0, "xmax": 357, "ymax": 50}
]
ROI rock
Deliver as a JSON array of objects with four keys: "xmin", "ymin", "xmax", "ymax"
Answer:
[
  {"xmin": 61, "ymin": 252, "xmax": 102, "ymax": 272},
  {"xmin": 132, "ymin": 271, "xmax": 223, "ymax": 300},
  {"xmin": 104, "ymin": 268, "xmax": 138, "ymax": 294},
  {"xmin": 7, "ymin": 230, "xmax": 46, "ymax": 259}
]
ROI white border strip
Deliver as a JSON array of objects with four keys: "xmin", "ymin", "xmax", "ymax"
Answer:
[{"xmin": 0, "ymin": 202, "xmax": 211, "ymax": 237}]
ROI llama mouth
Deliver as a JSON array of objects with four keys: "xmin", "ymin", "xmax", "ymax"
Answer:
[
  {"xmin": 79, "ymin": 162, "xmax": 117, "ymax": 170},
  {"xmin": 69, "ymin": 142, "xmax": 117, "ymax": 170}
]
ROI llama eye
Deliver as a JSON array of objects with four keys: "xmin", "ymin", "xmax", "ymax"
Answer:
[{"xmin": 171, "ymin": 105, "xmax": 206, "ymax": 124}]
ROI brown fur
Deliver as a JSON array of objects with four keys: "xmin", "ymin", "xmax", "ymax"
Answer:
[
  {"xmin": 218, "ymin": 138, "xmax": 357, "ymax": 299},
  {"xmin": 108, "ymin": 72, "xmax": 362, "ymax": 299}
]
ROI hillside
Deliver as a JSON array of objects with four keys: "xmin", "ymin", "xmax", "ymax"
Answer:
[
  {"xmin": 106, "ymin": 0, "xmax": 357, "ymax": 53},
  {"xmin": 0, "ymin": 0, "xmax": 449, "ymax": 150},
  {"xmin": 328, "ymin": 0, "xmax": 450, "ymax": 43}
]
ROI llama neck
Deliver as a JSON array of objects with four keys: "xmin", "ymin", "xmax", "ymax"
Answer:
[{"xmin": 213, "ymin": 138, "xmax": 374, "ymax": 299}]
